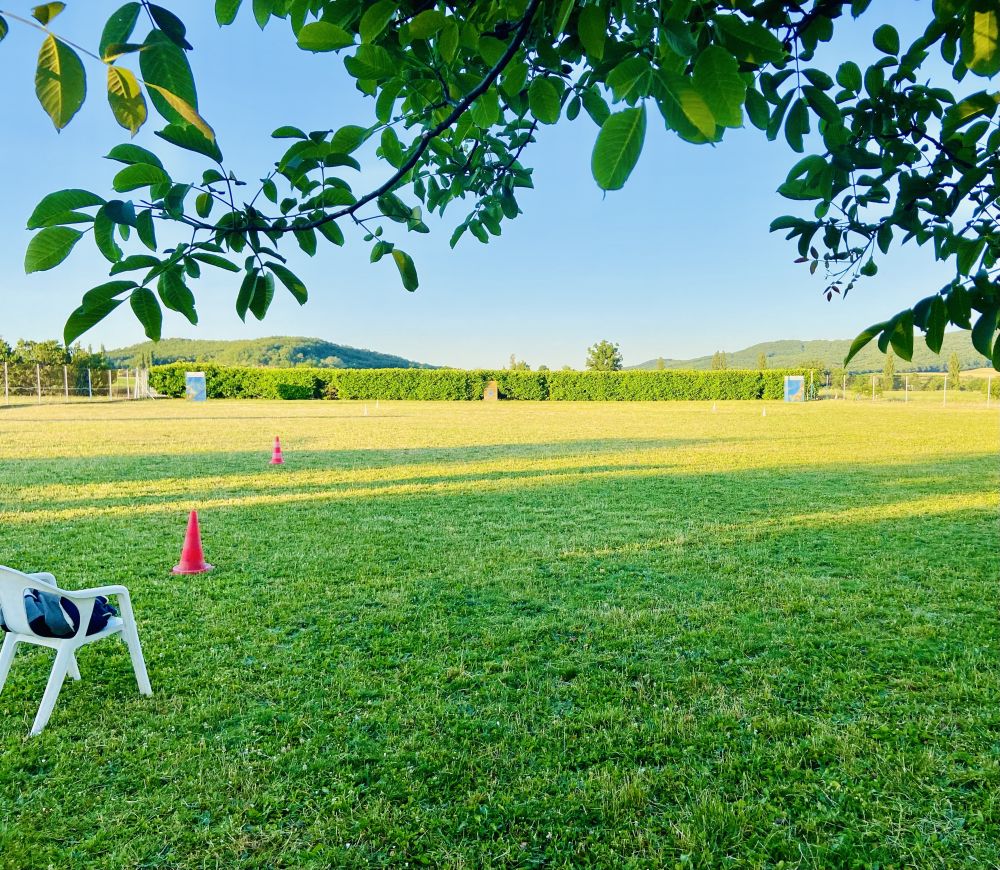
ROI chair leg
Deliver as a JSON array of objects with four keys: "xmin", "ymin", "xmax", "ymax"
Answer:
[
  {"xmin": 68, "ymin": 652, "xmax": 81, "ymax": 681},
  {"xmin": 0, "ymin": 634, "xmax": 19, "ymax": 695},
  {"xmin": 31, "ymin": 646, "xmax": 73, "ymax": 736},
  {"xmin": 122, "ymin": 625, "xmax": 152, "ymax": 696}
]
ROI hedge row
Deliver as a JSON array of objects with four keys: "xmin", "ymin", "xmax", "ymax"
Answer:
[{"xmin": 149, "ymin": 363, "xmax": 821, "ymax": 401}]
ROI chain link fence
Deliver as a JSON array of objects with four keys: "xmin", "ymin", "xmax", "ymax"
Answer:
[{"xmin": 2, "ymin": 363, "xmax": 152, "ymax": 407}]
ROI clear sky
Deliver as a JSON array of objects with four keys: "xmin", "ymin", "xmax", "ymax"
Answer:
[{"xmin": 0, "ymin": 1, "xmax": 946, "ymax": 368}]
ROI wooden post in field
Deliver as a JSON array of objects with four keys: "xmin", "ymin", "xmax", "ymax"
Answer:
[
  {"xmin": 63, "ymin": 365, "xmax": 69, "ymax": 399},
  {"xmin": 3, "ymin": 361, "xmax": 7, "ymax": 406},
  {"xmin": 36, "ymin": 364, "xmax": 41, "ymax": 404},
  {"xmin": 871, "ymin": 374, "xmax": 876, "ymax": 401},
  {"xmin": 87, "ymin": 368, "xmax": 92, "ymax": 399},
  {"xmin": 108, "ymin": 369, "xmax": 113, "ymax": 400}
]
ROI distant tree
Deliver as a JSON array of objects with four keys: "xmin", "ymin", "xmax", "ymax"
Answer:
[
  {"xmin": 711, "ymin": 351, "xmax": 728, "ymax": 371},
  {"xmin": 508, "ymin": 354, "xmax": 530, "ymax": 371},
  {"xmin": 585, "ymin": 340, "xmax": 623, "ymax": 372},
  {"xmin": 537, "ymin": 364, "xmax": 549, "ymax": 372},
  {"xmin": 757, "ymin": 352, "xmax": 768, "ymax": 370},
  {"xmin": 561, "ymin": 365, "xmax": 573, "ymax": 371},
  {"xmin": 882, "ymin": 347, "xmax": 896, "ymax": 390},
  {"xmin": 948, "ymin": 352, "xmax": 962, "ymax": 389},
  {"xmin": 0, "ymin": 338, "xmax": 12, "ymax": 362},
  {"xmin": 655, "ymin": 357, "xmax": 666, "ymax": 371}
]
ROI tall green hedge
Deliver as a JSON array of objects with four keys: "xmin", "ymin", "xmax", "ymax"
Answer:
[{"xmin": 149, "ymin": 364, "xmax": 819, "ymax": 401}]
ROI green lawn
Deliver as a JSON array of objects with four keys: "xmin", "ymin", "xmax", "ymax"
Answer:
[{"xmin": 0, "ymin": 400, "xmax": 997, "ymax": 868}]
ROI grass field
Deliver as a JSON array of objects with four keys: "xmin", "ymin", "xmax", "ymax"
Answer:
[{"xmin": 0, "ymin": 399, "xmax": 997, "ymax": 868}]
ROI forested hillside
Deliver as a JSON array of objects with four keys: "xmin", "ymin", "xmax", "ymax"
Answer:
[
  {"xmin": 107, "ymin": 337, "xmax": 434, "ymax": 369},
  {"xmin": 632, "ymin": 332, "xmax": 987, "ymax": 372}
]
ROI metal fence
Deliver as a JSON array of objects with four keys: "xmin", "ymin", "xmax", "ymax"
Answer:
[
  {"xmin": 2, "ymin": 363, "xmax": 152, "ymax": 406},
  {"xmin": 818, "ymin": 371, "xmax": 998, "ymax": 405}
]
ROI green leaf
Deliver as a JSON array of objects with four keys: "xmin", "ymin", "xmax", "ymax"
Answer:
[
  {"xmin": 971, "ymin": 305, "xmax": 999, "ymax": 358},
  {"xmin": 155, "ymin": 124, "xmax": 224, "ymax": 162},
  {"xmin": 215, "ymin": 0, "xmax": 242, "ymax": 26},
  {"xmin": 249, "ymin": 273, "xmax": 275, "ymax": 320},
  {"xmin": 100, "ymin": 3, "xmax": 141, "ymax": 59},
  {"xmin": 470, "ymin": 87, "xmax": 500, "ymax": 128},
  {"xmin": 888, "ymin": 311, "xmax": 914, "ymax": 360},
  {"xmin": 925, "ymin": 296, "xmax": 947, "ymax": 354},
  {"xmin": 836, "ymin": 61, "xmax": 862, "ymax": 91},
  {"xmin": 577, "ymin": 6, "xmax": 606, "ymax": 60},
  {"xmin": 94, "ymin": 206, "xmax": 123, "ymax": 263},
  {"xmin": 295, "ymin": 226, "xmax": 317, "ymax": 256},
  {"xmin": 659, "ymin": 73, "xmax": 716, "ymax": 139},
  {"xmin": 745, "ymin": 88, "xmax": 769, "ymax": 129},
  {"xmin": 148, "ymin": 4, "xmax": 192, "ymax": 50},
  {"xmin": 110, "ymin": 254, "xmax": 160, "ymax": 274},
  {"xmin": 409, "ymin": 10, "xmax": 446, "ymax": 40},
  {"xmin": 803, "ymin": 85, "xmax": 842, "ymax": 126},
  {"xmin": 196, "ymin": 191, "xmax": 213, "ymax": 218},
  {"xmin": 136, "ymin": 209, "xmax": 157, "ymax": 249},
  {"xmin": 947, "ymin": 284, "xmax": 972, "ymax": 329},
  {"xmin": 272, "ymin": 125, "xmax": 307, "ymax": 139},
  {"xmin": 107, "ymin": 66, "xmax": 147, "ymax": 136},
  {"xmin": 158, "ymin": 270, "xmax": 197, "ymax": 324},
  {"xmin": 252, "ymin": 0, "xmax": 272, "ymax": 29},
  {"xmin": 0, "ymin": 15, "xmax": 7, "ymax": 41},
  {"xmin": 31, "ymin": 3, "xmax": 65, "ymax": 25},
  {"xmin": 106, "ymin": 143, "xmax": 164, "ymax": 169},
  {"xmin": 784, "ymin": 98, "xmax": 809, "ymax": 152},
  {"xmin": 360, "ymin": 0, "xmax": 395, "ymax": 42},
  {"xmin": 391, "ymin": 249, "xmax": 419, "ymax": 291},
  {"xmin": 236, "ymin": 270, "xmax": 257, "ymax": 321},
  {"xmin": 139, "ymin": 30, "xmax": 200, "ymax": 126},
  {"xmin": 191, "ymin": 252, "xmax": 239, "ymax": 272},
  {"xmin": 297, "ymin": 21, "xmax": 354, "ymax": 52},
  {"xmin": 27, "ymin": 189, "xmax": 104, "ymax": 230},
  {"xmin": 607, "ymin": 57, "xmax": 651, "ymax": 104},
  {"xmin": 844, "ymin": 322, "xmax": 886, "ymax": 364},
  {"xmin": 25, "ymin": 226, "xmax": 83, "ymax": 273},
  {"xmin": 528, "ymin": 77, "xmax": 561, "ymax": 124},
  {"xmin": 716, "ymin": 16, "xmax": 786, "ymax": 65},
  {"xmin": 130, "ymin": 287, "xmax": 163, "ymax": 340},
  {"xmin": 330, "ymin": 124, "xmax": 368, "ymax": 154},
  {"xmin": 872, "ymin": 24, "xmax": 899, "ymax": 55},
  {"xmin": 113, "ymin": 163, "xmax": 171, "ymax": 192},
  {"xmin": 591, "ymin": 106, "xmax": 647, "ymax": 192},
  {"xmin": 962, "ymin": 8, "xmax": 1000, "ymax": 76},
  {"xmin": 268, "ymin": 263, "xmax": 308, "ymax": 304},
  {"xmin": 694, "ymin": 46, "xmax": 745, "ymax": 128},
  {"xmin": 317, "ymin": 221, "xmax": 345, "ymax": 246},
  {"xmin": 65, "ymin": 296, "xmax": 125, "ymax": 346},
  {"xmin": 344, "ymin": 45, "xmax": 397, "ymax": 80},
  {"xmin": 35, "ymin": 35, "xmax": 86, "ymax": 130},
  {"xmin": 438, "ymin": 20, "xmax": 459, "ymax": 63}
]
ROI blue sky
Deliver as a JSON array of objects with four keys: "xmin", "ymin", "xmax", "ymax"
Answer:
[{"xmin": 0, "ymin": 1, "xmax": 947, "ymax": 368}]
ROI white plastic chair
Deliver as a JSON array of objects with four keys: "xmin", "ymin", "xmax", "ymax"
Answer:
[{"xmin": 0, "ymin": 566, "xmax": 152, "ymax": 735}]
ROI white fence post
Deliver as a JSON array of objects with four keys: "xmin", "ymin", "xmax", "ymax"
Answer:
[
  {"xmin": 87, "ymin": 368, "xmax": 93, "ymax": 399},
  {"xmin": 943, "ymin": 373, "xmax": 947, "ymax": 406},
  {"xmin": 63, "ymin": 365, "xmax": 69, "ymax": 399},
  {"xmin": 36, "ymin": 364, "xmax": 41, "ymax": 404},
  {"xmin": 3, "ymin": 361, "xmax": 7, "ymax": 406},
  {"xmin": 108, "ymin": 369, "xmax": 113, "ymax": 400},
  {"xmin": 842, "ymin": 375, "xmax": 846, "ymax": 401},
  {"xmin": 988, "ymin": 374, "xmax": 993, "ymax": 409},
  {"xmin": 905, "ymin": 375, "xmax": 909, "ymax": 402},
  {"xmin": 871, "ymin": 375, "xmax": 876, "ymax": 401}
]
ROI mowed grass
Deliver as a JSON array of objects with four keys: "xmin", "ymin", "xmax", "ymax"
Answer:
[{"xmin": 0, "ymin": 399, "xmax": 997, "ymax": 868}]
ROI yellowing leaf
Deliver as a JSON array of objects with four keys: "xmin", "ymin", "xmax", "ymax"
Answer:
[
  {"xmin": 35, "ymin": 35, "xmax": 86, "ymax": 130},
  {"xmin": 145, "ymin": 83, "xmax": 216, "ymax": 141},
  {"xmin": 963, "ymin": 8, "xmax": 1000, "ymax": 77},
  {"xmin": 31, "ymin": 2, "xmax": 65, "ymax": 25},
  {"xmin": 107, "ymin": 66, "xmax": 147, "ymax": 136}
]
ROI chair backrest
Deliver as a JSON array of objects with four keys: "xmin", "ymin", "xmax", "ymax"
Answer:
[{"xmin": 0, "ymin": 566, "xmax": 62, "ymax": 636}]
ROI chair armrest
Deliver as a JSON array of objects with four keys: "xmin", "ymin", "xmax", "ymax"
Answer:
[
  {"xmin": 60, "ymin": 585, "xmax": 131, "ymax": 601},
  {"xmin": 27, "ymin": 572, "xmax": 57, "ymax": 586}
]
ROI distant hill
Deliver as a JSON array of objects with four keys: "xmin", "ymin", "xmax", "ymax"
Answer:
[
  {"xmin": 631, "ymin": 331, "xmax": 988, "ymax": 372},
  {"xmin": 107, "ymin": 337, "xmax": 435, "ymax": 369}
]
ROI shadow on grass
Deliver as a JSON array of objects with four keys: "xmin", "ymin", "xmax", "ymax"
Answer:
[{"xmin": 0, "ymin": 446, "xmax": 997, "ymax": 867}]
